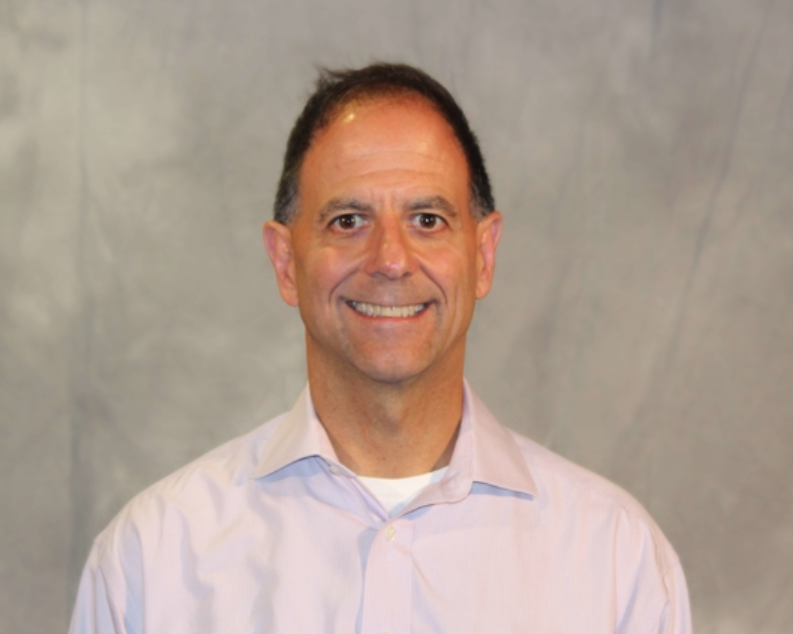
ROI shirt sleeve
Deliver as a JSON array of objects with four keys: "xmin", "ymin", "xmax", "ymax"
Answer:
[
  {"xmin": 614, "ymin": 506, "xmax": 693, "ymax": 634},
  {"xmin": 68, "ymin": 535, "xmax": 141, "ymax": 634},
  {"xmin": 658, "ymin": 560, "xmax": 693, "ymax": 634}
]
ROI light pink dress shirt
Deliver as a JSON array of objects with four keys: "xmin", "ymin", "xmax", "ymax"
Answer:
[{"xmin": 69, "ymin": 382, "xmax": 692, "ymax": 633}]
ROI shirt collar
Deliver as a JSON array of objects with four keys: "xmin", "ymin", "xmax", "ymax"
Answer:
[
  {"xmin": 250, "ymin": 380, "xmax": 538, "ymax": 499},
  {"xmin": 249, "ymin": 385, "xmax": 343, "ymax": 479},
  {"xmin": 460, "ymin": 379, "xmax": 537, "ymax": 497}
]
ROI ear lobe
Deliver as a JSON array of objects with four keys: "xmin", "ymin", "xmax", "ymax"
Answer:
[
  {"xmin": 475, "ymin": 211, "xmax": 503, "ymax": 300},
  {"xmin": 263, "ymin": 221, "xmax": 299, "ymax": 307}
]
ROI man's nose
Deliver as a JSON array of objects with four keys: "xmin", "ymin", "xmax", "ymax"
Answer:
[{"xmin": 363, "ymin": 216, "xmax": 417, "ymax": 279}]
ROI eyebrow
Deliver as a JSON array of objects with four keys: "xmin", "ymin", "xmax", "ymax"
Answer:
[
  {"xmin": 316, "ymin": 194, "xmax": 459, "ymax": 224},
  {"xmin": 404, "ymin": 196, "xmax": 458, "ymax": 217}
]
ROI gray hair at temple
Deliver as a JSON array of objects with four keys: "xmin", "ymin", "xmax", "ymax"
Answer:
[{"xmin": 272, "ymin": 62, "xmax": 496, "ymax": 225}]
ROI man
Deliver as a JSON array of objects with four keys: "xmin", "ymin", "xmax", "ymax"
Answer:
[{"xmin": 70, "ymin": 63, "xmax": 692, "ymax": 633}]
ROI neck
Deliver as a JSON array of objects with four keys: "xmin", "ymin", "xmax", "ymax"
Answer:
[{"xmin": 306, "ymin": 350, "xmax": 465, "ymax": 478}]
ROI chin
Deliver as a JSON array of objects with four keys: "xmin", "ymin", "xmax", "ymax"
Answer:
[
  {"xmin": 349, "ymin": 352, "xmax": 432, "ymax": 386},
  {"xmin": 354, "ymin": 363, "xmax": 426, "ymax": 386}
]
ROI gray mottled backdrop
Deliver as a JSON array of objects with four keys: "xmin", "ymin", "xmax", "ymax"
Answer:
[{"xmin": 1, "ymin": 0, "xmax": 792, "ymax": 632}]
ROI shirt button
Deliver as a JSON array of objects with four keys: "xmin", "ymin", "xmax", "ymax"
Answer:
[
  {"xmin": 385, "ymin": 525, "xmax": 396, "ymax": 541},
  {"xmin": 328, "ymin": 464, "xmax": 341, "ymax": 475}
]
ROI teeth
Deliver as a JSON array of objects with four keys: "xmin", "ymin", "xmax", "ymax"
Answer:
[{"xmin": 350, "ymin": 302, "xmax": 426, "ymax": 318}]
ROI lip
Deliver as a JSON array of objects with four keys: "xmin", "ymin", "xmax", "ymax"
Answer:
[{"xmin": 346, "ymin": 300, "xmax": 430, "ymax": 319}]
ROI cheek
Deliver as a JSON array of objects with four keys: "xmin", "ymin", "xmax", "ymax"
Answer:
[
  {"xmin": 423, "ymin": 259, "xmax": 479, "ymax": 309},
  {"xmin": 424, "ymin": 243, "xmax": 478, "ymax": 285},
  {"xmin": 295, "ymin": 248, "xmax": 360, "ymax": 305}
]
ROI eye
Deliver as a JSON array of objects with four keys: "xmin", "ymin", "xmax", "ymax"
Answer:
[
  {"xmin": 331, "ymin": 214, "xmax": 366, "ymax": 231},
  {"xmin": 413, "ymin": 213, "xmax": 444, "ymax": 230}
]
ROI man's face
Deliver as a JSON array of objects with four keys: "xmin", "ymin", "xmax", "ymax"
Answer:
[{"xmin": 265, "ymin": 96, "xmax": 501, "ymax": 386}]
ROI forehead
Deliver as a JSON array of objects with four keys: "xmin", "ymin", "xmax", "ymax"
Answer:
[{"xmin": 298, "ymin": 96, "xmax": 470, "ymax": 205}]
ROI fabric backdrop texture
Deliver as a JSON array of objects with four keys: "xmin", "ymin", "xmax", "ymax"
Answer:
[{"xmin": 1, "ymin": 1, "xmax": 792, "ymax": 633}]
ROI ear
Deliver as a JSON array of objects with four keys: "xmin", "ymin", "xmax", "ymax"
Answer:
[
  {"xmin": 263, "ymin": 221, "xmax": 299, "ymax": 307},
  {"xmin": 475, "ymin": 211, "xmax": 503, "ymax": 300}
]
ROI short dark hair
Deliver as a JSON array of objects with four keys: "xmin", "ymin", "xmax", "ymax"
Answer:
[{"xmin": 273, "ymin": 62, "xmax": 495, "ymax": 224}]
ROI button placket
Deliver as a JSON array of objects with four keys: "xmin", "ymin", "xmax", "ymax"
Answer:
[{"xmin": 360, "ymin": 520, "xmax": 414, "ymax": 634}]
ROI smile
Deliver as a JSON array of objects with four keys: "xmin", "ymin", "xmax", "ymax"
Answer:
[{"xmin": 348, "ymin": 301, "xmax": 428, "ymax": 318}]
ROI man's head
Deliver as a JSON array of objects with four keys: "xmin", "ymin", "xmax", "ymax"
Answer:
[
  {"xmin": 264, "ymin": 63, "xmax": 502, "ymax": 388},
  {"xmin": 273, "ymin": 63, "xmax": 495, "ymax": 225}
]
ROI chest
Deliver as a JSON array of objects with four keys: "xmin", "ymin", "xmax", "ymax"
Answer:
[{"xmin": 138, "ymin": 489, "xmax": 620, "ymax": 633}]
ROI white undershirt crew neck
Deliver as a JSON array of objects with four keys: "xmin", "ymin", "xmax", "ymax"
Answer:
[{"xmin": 358, "ymin": 467, "xmax": 448, "ymax": 517}]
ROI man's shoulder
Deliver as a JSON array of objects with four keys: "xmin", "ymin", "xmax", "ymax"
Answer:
[
  {"xmin": 94, "ymin": 411, "xmax": 289, "ymax": 548},
  {"xmin": 470, "ymin": 385, "xmax": 665, "ymax": 538},
  {"xmin": 481, "ymin": 420, "xmax": 690, "ymax": 628},
  {"xmin": 506, "ymin": 429, "xmax": 641, "ymax": 510},
  {"xmin": 148, "ymin": 411, "xmax": 287, "ymax": 494},
  {"xmin": 502, "ymin": 426, "xmax": 679, "ymax": 567}
]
